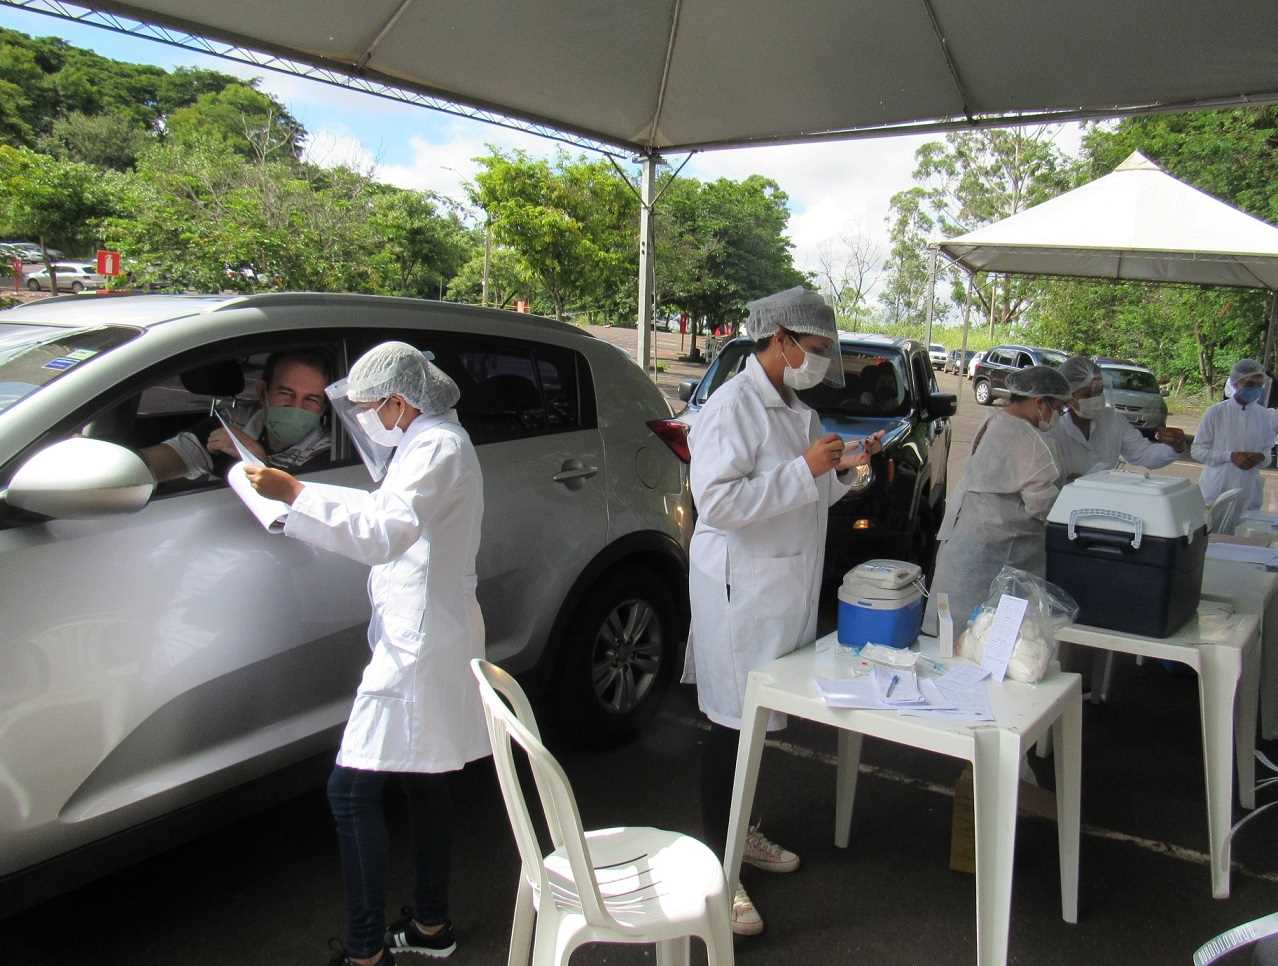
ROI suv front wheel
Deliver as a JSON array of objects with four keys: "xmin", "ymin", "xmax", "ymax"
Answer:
[
  {"xmin": 556, "ymin": 566, "xmax": 679, "ymax": 746},
  {"xmin": 974, "ymin": 379, "xmax": 993, "ymax": 405}
]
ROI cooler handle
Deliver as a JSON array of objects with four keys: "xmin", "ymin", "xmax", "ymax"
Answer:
[{"xmin": 1067, "ymin": 508, "xmax": 1144, "ymax": 549}]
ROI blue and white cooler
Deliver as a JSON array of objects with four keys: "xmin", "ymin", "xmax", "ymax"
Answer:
[{"xmin": 837, "ymin": 559, "xmax": 924, "ymax": 650}]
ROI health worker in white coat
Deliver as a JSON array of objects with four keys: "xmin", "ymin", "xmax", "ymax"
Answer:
[
  {"xmin": 1193, "ymin": 358, "xmax": 1278, "ymax": 512},
  {"xmin": 246, "ymin": 342, "xmax": 488, "ymax": 966},
  {"xmin": 684, "ymin": 286, "xmax": 881, "ymax": 936},
  {"xmin": 923, "ymin": 365, "xmax": 1072, "ymax": 637},
  {"xmin": 1047, "ymin": 356, "xmax": 1186, "ymax": 480}
]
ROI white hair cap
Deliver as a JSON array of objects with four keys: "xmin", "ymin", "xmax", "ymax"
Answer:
[
  {"xmin": 346, "ymin": 341, "xmax": 460, "ymax": 416},
  {"xmin": 1231, "ymin": 358, "xmax": 1265, "ymax": 382},
  {"xmin": 1061, "ymin": 355, "xmax": 1102, "ymax": 393},
  {"xmin": 1006, "ymin": 365, "xmax": 1073, "ymax": 400},
  {"xmin": 744, "ymin": 286, "xmax": 837, "ymax": 342}
]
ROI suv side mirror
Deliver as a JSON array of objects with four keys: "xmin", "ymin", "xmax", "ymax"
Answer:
[
  {"xmin": 677, "ymin": 379, "xmax": 698, "ymax": 403},
  {"xmin": 4, "ymin": 438, "xmax": 155, "ymax": 519},
  {"xmin": 927, "ymin": 393, "xmax": 957, "ymax": 419}
]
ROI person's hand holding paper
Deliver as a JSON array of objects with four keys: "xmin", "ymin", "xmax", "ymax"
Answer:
[{"xmin": 244, "ymin": 465, "xmax": 303, "ymax": 505}]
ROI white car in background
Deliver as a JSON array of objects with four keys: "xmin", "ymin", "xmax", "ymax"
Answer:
[
  {"xmin": 967, "ymin": 349, "xmax": 986, "ymax": 379},
  {"xmin": 928, "ymin": 343, "xmax": 947, "ymax": 368},
  {"xmin": 0, "ymin": 292, "xmax": 693, "ymax": 911},
  {"xmin": 24, "ymin": 262, "xmax": 105, "ymax": 293}
]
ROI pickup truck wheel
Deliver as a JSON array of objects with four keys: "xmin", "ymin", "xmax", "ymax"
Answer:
[
  {"xmin": 974, "ymin": 379, "xmax": 992, "ymax": 405},
  {"xmin": 555, "ymin": 567, "xmax": 678, "ymax": 747}
]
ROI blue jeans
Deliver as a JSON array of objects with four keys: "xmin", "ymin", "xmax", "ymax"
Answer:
[{"xmin": 326, "ymin": 765, "xmax": 453, "ymax": 958}]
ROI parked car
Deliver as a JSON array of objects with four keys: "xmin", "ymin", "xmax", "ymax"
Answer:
[
  {"xmin": 967, "ymin": 349, "xmax": 986, "ymax": 379},
  {"xmin": 675, "ymin": 333, "xmax": 952, "ymax": 579},
  {"xmin": 971, "ymin": 343, "xmax": 1068, "ymax": 405},
  {"xmin": 24, "ymin": 262, "xmax": 105, "ymax": 293},
  {"xmin": 0, "ymin": 292, "xmax": 693, "ymax": 911},
  {"xmin": 928, "ymin": 343, "xmax": 947, "ymax": 369},
  {"xmin": 944, "ymin": 348, "xmax": 976, "ymax": 375},
  {"xmin": 1096, "ymin": 359, "xmax": 1167, "ymax": 435},
  {"xmin": 0, "ymin": 241, "xmax": 63, "ymax": 262}
]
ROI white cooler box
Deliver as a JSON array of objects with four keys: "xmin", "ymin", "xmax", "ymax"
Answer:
[{"xmin": 1045, "ymin": 471, "xmax": 1207, "ymax": 637}]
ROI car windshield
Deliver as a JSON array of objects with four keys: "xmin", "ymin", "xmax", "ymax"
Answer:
[
  {"xmin": 1038, "ymin": 350, "xmax": 1067, "ymax": 368},
  {"xmin": 1103, "ymin": 367, "xmax": 1159, "ymax": 393},
  {"xmin": 0, "ymin": 323, "xmax": 138, "ymax": 415},
  {"xmin": 798, "ymin": 347, "xmax": 910, "ymax": 416}
]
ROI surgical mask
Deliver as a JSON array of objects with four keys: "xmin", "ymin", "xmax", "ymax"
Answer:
[
  {"xmin": 1037, "ymin": 406, "xmax": 1060, "ymax": 432},
  {"xmin": 264, "ymin": 405, "xmax": 321, "ymax": 451},
  {"xmin": 1074, "ymin": 395, "xmax": 1106, "ymax": 420},
  {"xmin": 355, "ymin": 398, "xmax": 406, "ymax": 447},
  {"xmin": 1236, "ymin": 385, "xmax": 1264, "ymax": 405},
  {"xmin": 781, "ymin": 336, "xmax": 831, "ymax": 390}
]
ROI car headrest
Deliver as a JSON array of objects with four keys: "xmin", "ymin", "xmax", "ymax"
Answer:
[
  {"xmin": 468, "ymin": 374, "xmax": 542, "ymax": 414},
  {"xmin": 180, "ymin": 360, "xmax": 245, "ymax": 397}
]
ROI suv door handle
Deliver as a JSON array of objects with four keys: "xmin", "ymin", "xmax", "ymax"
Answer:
[{"xmin": 553, "ymin": 459, "xmax": 599, "ymax": 488}]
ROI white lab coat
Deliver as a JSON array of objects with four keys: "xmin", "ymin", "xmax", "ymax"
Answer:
[
  {"xmin": 1191, "ymin": 397, "xmax": 1278, "ymax": 511},
  {"xmin": 1047, "ymin": 407, "xmax": 1179, "ymax": 480},
  {"xmin": 923, "ymin": 412, "xmax": 1061, "ymax": 636},
  {"xmin": 284, "ymin": 411, "xmax": 490, "ymax": 773},
  {"xmin": 683, "ymin": 354, "xmax": 852, "ymax": 730}
]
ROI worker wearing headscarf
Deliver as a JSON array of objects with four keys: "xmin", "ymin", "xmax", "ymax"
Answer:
[
  {"xmin": 923, "ymin": 365, "xmax": 1072, "ymax": 636},
  {"xmin": 1047, "ymin": 355, "xmax": 1185, "ymax": 480},
  {"xmin": 683, "ymin": 286, "xmax": 880, "ymax": 936},
  {"xmin": 246, "ymin": 342, "xmax": 487, "ymax": 966},
  {"xmin": 1192, "ymin": 358, "xmax": 1278, "ymax": 511}
]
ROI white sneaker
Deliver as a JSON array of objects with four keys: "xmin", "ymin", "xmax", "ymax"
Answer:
[
  {"xmin": 731, "ymin": 884, "xmax": 764, "ymax": 936},
  {"xmin": 744, "ymin": 828, "xmax": 800, "ymax": 873}
]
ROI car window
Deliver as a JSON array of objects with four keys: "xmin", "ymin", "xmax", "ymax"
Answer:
[
  {"xmin": 355, "ymin": 330, "xmax": 589, "ymax": 445},
  {"xmin": 986, "ymin": 349, "xmax": 1006, "ymax": 366},
  {"xmin": 799, "ymin": 348, "xmax": 910, "ymax": 416},
  {"xmin": 0, "ymin": 323, "xmax": 138, "ymax": 416},
  {"xmin": 911, "ymin": 353, "xmax": 937, "ymax": 399},
  {"xmin": 1016, "ymin": 352, "xmax": 1034, "ymax": 368},
  {"xmin": 1103, "ymin": 368, "xmax": 1159, "ymax": 393},
  {"xmin": 73, "ymin": 341, "xmax": 339, "ymax": 497},
  {"xmin": 696, "ymin": 340, "xmax": 751, "ymax": 404},
  {"xmin": 1038, "ymin": 350, "xmax": 1067, "ymax": 368}
]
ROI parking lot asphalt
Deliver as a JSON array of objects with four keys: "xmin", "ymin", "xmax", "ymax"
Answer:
[{"xmin": 7, "ymin": 333, "xmax": 1278, "ymax": 964}]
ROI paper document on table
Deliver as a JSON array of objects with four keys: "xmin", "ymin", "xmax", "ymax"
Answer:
[
  {"xmin": 979, "ymin": 594, "xmax": 1028, "ymax": 682},
  {"xmin": 214, "ymin": 409, "xmax": 264, "ymax": 467},
  {"xmin": 873, "ymin": 666, "xmax": 925, "ymax": 705},
  {"xmin": 939, "ymin": 662, "xmax": 990, "ymax": 688},
  {"xmin": 903, "ymin": 677, "xmax": 994, "ymax": 721},
  {"xmin": 226, "ymin": 462, "xmax": 288, "ymax": 533},
  {"xmin": 1206, "ymin": 543, "xmax": 1278, "ymax": 567}
]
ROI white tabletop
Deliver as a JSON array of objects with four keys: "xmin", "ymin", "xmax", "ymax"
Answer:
[
  {"xmin": 753, "ymin": 633, "xmax": 1080, "ymax": 750},
  {"xmin": 1056, "ymin": 607, "xmax": 1259, "ymax": 667}
]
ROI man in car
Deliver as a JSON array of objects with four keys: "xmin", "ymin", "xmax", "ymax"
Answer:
[{"xmin": 141, "ymin": 350, "xmax": 332, "ymax": 483}]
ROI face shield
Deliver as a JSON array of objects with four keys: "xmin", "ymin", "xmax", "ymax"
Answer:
[
  {"xmin": 783, "ymin": 331, "xmax": 846, "ymax": 389},
  {"xmin": 327, "ymin": 377, "xmax": 395, "ymax": 482}
]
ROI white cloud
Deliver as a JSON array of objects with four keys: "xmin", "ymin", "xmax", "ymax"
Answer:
[{"xmin": 302, "ymin": 129, "xmax": 378, "ymax": 172}]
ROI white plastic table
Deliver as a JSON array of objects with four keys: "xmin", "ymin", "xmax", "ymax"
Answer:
[
  {"xmin": 1202, "ymin": 556, "xmax": 1278, "ymax": 741},
  {"xmin": 1055, "ymin": 606, "xmax": 1260, "ymax": 899},
  {"xmin": 723, "ymin": 634, "xmax": 1082, "ymax": 966}
]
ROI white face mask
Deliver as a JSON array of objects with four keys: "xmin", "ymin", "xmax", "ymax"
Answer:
[
  {"xmin": 781, "ymin": 336, "xmax": 831, "ymax": 391},
  {"xmin": 355, "ymin": 398, "xmax": 406, "ymax": 447},
  {"xmin": 1074, "ymin": 395, "xmax": 1106, "ymax": 420}
]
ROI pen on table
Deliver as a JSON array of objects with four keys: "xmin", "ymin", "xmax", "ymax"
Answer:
[{"xmin": 885, "ymin": 673, "xmax": 899, "ymax": 698}]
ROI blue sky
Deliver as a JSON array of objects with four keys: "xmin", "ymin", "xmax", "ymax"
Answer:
[{"xmin": 1, "ymin": 5, "xmax": 1080, "ymax": 291}]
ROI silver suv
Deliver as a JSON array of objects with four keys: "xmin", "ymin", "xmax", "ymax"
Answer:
[
  {"xmin": 1095, "ymin": 359, "xmax": 1167, "ymax": 435},
  {"xmin": 0, "ymin": 293, "xmax": 692, "ymax": 909}
]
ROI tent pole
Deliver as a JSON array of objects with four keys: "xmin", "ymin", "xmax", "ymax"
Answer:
[
  {"xmin": 955, "ymin": 273, "xmax": 975, "ymax": 414},
  {"xmin": 987, "ymin": 273, "xmax": 997, "ymax": 338},
  {"xmin": 923, "ymin": 246, "xmax": 939, "ymax": 348},
  {"xmin": 637, "ymin": 153, "xmax": 658, "ymax": 375}
]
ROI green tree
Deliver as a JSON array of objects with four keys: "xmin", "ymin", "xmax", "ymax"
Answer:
[
  {"xmin": 367, "ymin": 189, "xmax": 475, "ymax": 298},
  {"xmin": 39, "ymin": 111, "xmax": 149, "ymax": 170},
  {"xmin": 447, "ymin": 245, "xmax": 542, "ymax": 310},
  {"xmin": 658, "ymin": 174, "xmax": 808, "ymax": 354},
  {"xmin": 880, "ymin": 128, "xmax": 1072, "ymax": 332},
  {"xmin": 0, "ymin": 145, "xmax": 115, "ymax": 290},
  {"xmin": 165, "ymin": 83, "xmax": 306, "ymax": 160},
  {"xmin": 473, "ymin": 150, "xmax": 637, "ymax": 320}
]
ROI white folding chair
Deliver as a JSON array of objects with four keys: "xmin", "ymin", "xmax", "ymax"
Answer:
[
  {"xmin": 470, "ymin": 659, "xmax": 733, "ymax": 966},
  {"xmin": 1207, "ymin": 487, "xmax": 1245, "ymax": 535}
]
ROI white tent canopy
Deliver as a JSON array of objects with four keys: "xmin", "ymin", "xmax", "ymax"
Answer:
[
  {"xmin": 12, "ymin": 0, "xmax": 1278, "ymax": 154},
  {"xmin": 936, "ymin": 153, "xmax": 1278, "ymax": 290}
]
